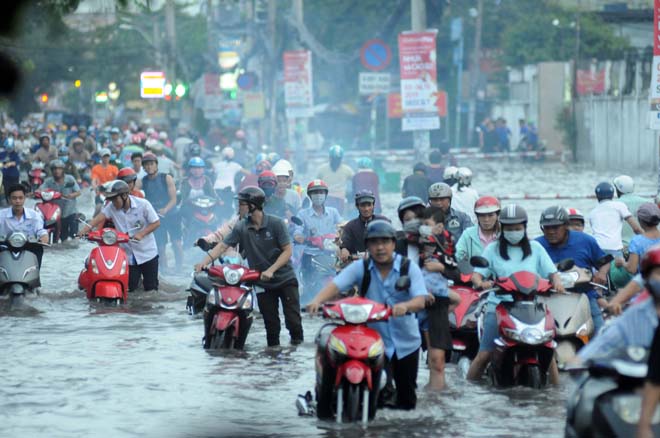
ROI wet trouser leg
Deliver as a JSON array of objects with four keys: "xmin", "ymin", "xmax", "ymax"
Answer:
[
  {"xmin": 388, "ymin": 349, "xmax": 420, "ymax": 410},
  {"xmin": 278, "ymin": 281, "xmax": 303, "ymax": 342},
  {"xmin": 257, "ymin": 289, "xmax": 282, "ymax": 346},
  {"xmin": 128, "ymin": 255, "xmax": 159, "ymax": 292}
]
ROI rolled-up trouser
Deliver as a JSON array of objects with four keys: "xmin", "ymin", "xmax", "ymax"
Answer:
[{"xmin": 256, "ymin": 280, "xmax": 303, "ymax": 346}]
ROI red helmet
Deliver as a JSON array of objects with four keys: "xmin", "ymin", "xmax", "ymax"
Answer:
[
  {"xmin": 117, "ymin": 167, "xmax": 137, "ymax": 183},
  {"xmin": 566, "ymin": 208, "xmax": 584, "ymax": 223},
  {"xmin": 307, "ymin": 179, "xmax": 329, "ymax": 194},
  {"xmin": 641, "ymin": 245, "xmax": 660, "ymax": 279},
  {"xmin": 258, "ymin": 170, "xmax": 277, "ymax": 188},
  {"xmin": 142, "ymin": 152, "xmax": 158, "ymax": 164},
  {"xmin": 474, "ymin": 196, "xmax": 501, "ymax": 214}
]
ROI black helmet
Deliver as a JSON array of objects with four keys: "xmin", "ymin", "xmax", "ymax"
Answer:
[
  {"xmin": 397, "ymin": 196, "xmax": 425, "ymax": 222},
  {"xmin": 100, "ymin": 180, "xmax": 130, "ymax": 199},
  {"xmin": 354, "ymin": 189, "xmax": 376, "ymax": 205},
  {"xmin": 595, "ymin": 181, "xmax": 615, "ymax": 201},
  {"xmin": 49, "ymin": 159, "xmax": 65, "ymax": 170},
  {"xmin": 236, "ymin": 186, "xmax": 266, "ymax": 209},
  {"xmin": 188, "ymin": 143, "xmax": 201, "ymax": 157},
  {"xmin": 499, "ymin": 204, "xmax": 528, "ymax": 225},
  {"xmin": 539, "ymin": 206, "xmax": 569, "ymax": 227},
  {"xmin": 364, "ymin": 220, "xmax": 396, "ymax": 243}
]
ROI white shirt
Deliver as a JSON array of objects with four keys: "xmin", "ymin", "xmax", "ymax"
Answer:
[
  {"xmin": 214, "ymin": 160, "xmax": 243, "ymax": 191},
  {"xmin": 451, "ymin": 185, "xmax": 480, "ymax": 223},
  {"xmin": 587, "ymin": 200, "xmax": 632, "ymax": 251},
  {"xmin": 0, "ymin": 207, "xmax": 48, "ymax": 239},
  {"xmin": 101, "ymin": 196, "xmax": 159, "ymax": 265}
]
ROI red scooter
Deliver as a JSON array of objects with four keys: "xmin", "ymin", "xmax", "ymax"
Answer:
[
  {"xmin": 34, "ymin": 189, "xmax": 62, "ymax": 244},
  {"xmin": 300, "ymin": 233, "xmax": 338, "ymax": 307},
  {"xmin": 28, "ymin": 161, "xmax": 47, "ymax": 191},
  {"xmin": 449, "ymin": 261, "xmax": 483, "ymax": 366},
  {"xmin": 315, "ymin": 296, "xmax": 390, "ymax": 424},
  {"xmin": 203, "ymin": 262, "xmax": 261, "ymax": 350},
  {"xmin": 78, "ymin": 228, "xmax": 130, "ymax": 305},
  {"xmin": 182, "ymin": 195, "xmax": 220, "ymax": 248}
]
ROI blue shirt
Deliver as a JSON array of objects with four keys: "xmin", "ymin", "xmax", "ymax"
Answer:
[
  {"xmin": 0, "ymin": 207, "xmax": 48, "ymax": 239},
  {"xmin": 295, "ymin": 206, "xmax": 342, "ymax": 255},
  {"xmin": 423, "ymin": 269, "xmax": 448, "ymax": 298},
  {"xmin": 629, "ymin": 235, "xmax": 660, "ymax": 272},
  {"xmin": 578, "ymin": 298, "xmax": 657, "ymax": 362},
  {"xmin": 332, "ymin": 254, "xmax": 427, "ymax": 359},
  {"xmin": 536, "ymin": 231, "xmax": 606, "ymax": 270}
]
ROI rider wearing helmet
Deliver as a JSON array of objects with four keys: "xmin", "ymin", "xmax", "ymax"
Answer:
[
  {"xmin": 307, "ymin": 218, "xmax": 428, "ymax": 412},
  {"xmin": 141, "ymin": 150, "xmax": 183, "ymax": 273},
  {"xmin": 451, "ymin": 167, "xmax": 479, "ymax": 222},
  {"xmin": 455, "ymin": 196, "xmax": 501, "ymax": 261},
  {"xmin": 352, "ymin": 156, "xmax": 381, "ymax": 214},
  {"xmin": 467, "ymin": 204, "xmax": 564, "ymax": 384},
  {"xmin": 402, "ymin": 162, "xmax": 431, "ymax": 202},
  {"xmin": 195, "ymin": 186, "xmax": 304, "ymax": 348},
  {"xmin": 33, "ymin": 132, "xmax": 57, "ymax": 165},
  {"xmin": 427, "ymin": 182, "xmax": 473, "ymax": 241},
  {"xmin": 339, "ymin": 189, "xmax": 389, "ymax": 260},
  {"xmin": 588, "ymin": 181, "xmax": 643, "ymax": 258},
  {"xmin": 38, "ymin": 159, "xmax": 82, "ymax": 241},
  {"xmin": 566, "ymin": 207, "xmax": 585, "ymax": 232},
  {"xmin": 536, "ymin": 205, "xmax": 611, "ymax": 334},
  {"xmin": 180, "ymin": 157, "xmax": 215, "ymax": 203},
  {"xmin": 117, "ymin": 167, "xmax": 143, "ymax": 198},
  {"xmin": 395, "ymin": 196, "xmax": 426, "ymax": 258},
  {"xmin": 613, "ymin": 175, "xmax": 651, "ymax": 247},
  {"xmin": 316, "ymin": 144, "xmax": 354, "ymax": 215},
  {"xmin": 214, "ymin": 146, "xmax": 247, "ymax": 196},
  {"xmin": 443, "ymin": 166, "xmax": 458, "ymax": 187},
  {"xmin": 91, "ymin": 147, "xmax": 119, "ymax": 214},
  {"xmin": 272, "ymin": 159, "xmax": 301, "ymax": 213},
  {"xmin": 294, "ymin": 179, "xmax": 342, "ymax": 305},
  {"xmin": 259, "ymin": 170, "xmax": 291, "ymax": 219},
  {"xmin": 81, "ymin": 179, "xmax": 161, "ymax": 292}
]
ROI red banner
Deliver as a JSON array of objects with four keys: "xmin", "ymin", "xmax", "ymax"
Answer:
[
  {"xmin": 655, "ymin": 0, "xmax": 660, "ymax": 56},
  {"xmin": 283, "ymin": 50, "xmax": 313, "ymax": 118},
  {"xmin": 576, "ymin": 69, "xmax": 605, "ymax": 96}
]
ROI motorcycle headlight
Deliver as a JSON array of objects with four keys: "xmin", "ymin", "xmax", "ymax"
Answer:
[
  {"xmin": 328, "ymin": 334, "xmax": 347, "ymax": 355},
  {"xmin": 241, "ymin": 292, "xmax": 253, "ymax": 309},
  {"xmin": 503, "ymin": 328, "xmax": 522, "ymax": 342},
  {"xmin": 102, "ymin": 230, "xmax": 117, "ymax": 245},
  {"xmin": 8, "ymin": 233, "xmax": 27, "ymax": 248},
  {"xmin": 611, "ymin": 395, "xmax": 660, "ymax": 424},
  {"xmin": 340, "ymin": 303, "xmax": 373, "ymax": 324},
  {"xmin": 223, "ymin": 267, "xmax": 243, "ymax": 285},
  {"xmin": 41, "ymin": 191, "xmax": 54, "ymax": 201},
  {"xmin": 520, "ymin": 328, "xmax": 547, "ymax": 345},
  {"xmin": 368, "ymin": 339, "xmax": 384, "ymax": 358}
]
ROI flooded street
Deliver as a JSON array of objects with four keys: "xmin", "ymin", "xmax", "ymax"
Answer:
[{"xmin": 1, "ymin": 161, "xmax": 656, "ymax": 437}]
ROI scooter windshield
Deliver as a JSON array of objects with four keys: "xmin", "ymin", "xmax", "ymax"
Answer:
[{"xmin": 507, "ymin": 302, "xmax": 546, "ymax": 325}]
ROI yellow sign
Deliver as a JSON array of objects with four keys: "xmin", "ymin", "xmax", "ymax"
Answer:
[
  {"xmin": 243, "ymin": 92, "xmax": 265, "ymax": 120},
  {"xmin": 140, "ymin": 71, "xmax": 166, "ymax": 99}
]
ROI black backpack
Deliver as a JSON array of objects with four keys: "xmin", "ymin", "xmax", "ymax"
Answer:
[{"xmin": 358, "ymin": 256, "xmax": 411, "ymax": 297}]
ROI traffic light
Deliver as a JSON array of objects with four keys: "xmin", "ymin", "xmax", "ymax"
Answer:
[
  {"xmin": 174, "ymin": 83, "xmax": 187, "ymax": 98},
  {"xmin": 74, "ymin": 79, "xmax": 81, "ymax": 88},
  {"xmin": 40, "ymin": 93, "xmax": 48, "ymax": 103}
]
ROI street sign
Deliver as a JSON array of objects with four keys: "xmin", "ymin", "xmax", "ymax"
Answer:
[
  {"xmin": 283, "ymin": 50, "xmax": 314, "ymax": 118},
  {"xmin": 360, "ymin": 39, "xmax": 392, "ymax": 72},
  {"xmin": 140, "ymin": 71, "xmax": 166, "ymax": 99},
  {"xmin": 359, "ymin": 72, "xmax": 390, "ymax": 95},
  {"xmin": 237, "ymin": 72, "xmax": 258, "ymax": 91}
]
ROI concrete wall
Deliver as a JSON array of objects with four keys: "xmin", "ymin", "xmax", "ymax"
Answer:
[
  {"xmin": 538, "ymin": 62, "xmax": 569, "ymax": 152},
  {"xmin": 576, "ymin": 96, "xmax": 659, "ymax": 171}
]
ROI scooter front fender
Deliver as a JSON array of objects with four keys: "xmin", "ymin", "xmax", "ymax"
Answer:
[
  {"xmin": 214, "ymin": 310, "xmax": 238, "ymax": 332},
  {"xmin": 336, "ymin": 359, "xmax": 371, "ymax": 388}
]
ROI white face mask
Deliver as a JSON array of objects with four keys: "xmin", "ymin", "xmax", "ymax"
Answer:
[
  {"xmin": 503, "ymin": 230, "xmax": 525, "ymax": 245},
  {"xmin": 310, "ymin": 193, "xmax": 326, "ymax": 206}
]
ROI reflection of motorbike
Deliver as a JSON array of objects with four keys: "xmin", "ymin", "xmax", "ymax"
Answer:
[
  {"xmin": 0, "ymin": 232, "xmax": 42, "ymax": 309},
  {"xmin": 300, "ymin": 234, "xmax": 337, "ymax": 308},
  {"xmin": 182, "ymin": 195, "xmax": 220, "ymax": 248},
  {"xmin": 566, "ymin": 346, "xmax": 660, "ymax": 437},
  {"xmin": 78, "ymin": 228, "xmax": 130, "ymax": 305},
  {"xmin": 28, "ymin": 161, "xmax": 46, "ymax": 191},
  {"xmin": 315, "ymin": 297, "xmax": 390, "ymax": 424},
  {"xmin": 34, "ymin": 189, "xmax": 62, "ymax": 244}
]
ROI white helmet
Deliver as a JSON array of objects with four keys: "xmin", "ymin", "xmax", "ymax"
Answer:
[
  {"xmin": 457, "ymin": 167, "xmax": 473, "ymax": 186},
  {"xmin": 222, "ymin": 146, "xmax": 235, "ymax": 160},
  {"xmin": 613, "ymin": 175, "xmax": 634, "ymax": 194},
  {"xmin": 443, "ymin": 166, "xmax": 458, "ymax": 180},
  {"xmin": 428, "ymin": 182, "xmax": 453, "ymax": 199},
  {"xmin": 272, "ymin": 159, "xmax": 293, "ymax": 177}
]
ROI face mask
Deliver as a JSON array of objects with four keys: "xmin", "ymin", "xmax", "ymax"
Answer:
[
  {"xmin": 403, "ymin": 218, "xmax": 421, "ymax": 234},
  {"xmin": 310, "ymin": 193, "xmax": 326, "ymax": 206},
  {"xmin": 647, "ymin": 279, "xmax": 660, "ymax": 299},
  {"xmin": 503, "ymin": 230, "xmax": 525, "ymax": 245},
  {"xmin": 263, "ymin": 187, "xmax": 275, "ymax": 197}
]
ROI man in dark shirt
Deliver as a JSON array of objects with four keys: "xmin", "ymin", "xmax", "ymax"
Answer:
[
  {"xmin": 402, "ymin": 162, "xmax": 431, "ymax": 203},
  {"xmin": 195, "ymin": 187, "xmax": 303, "ymax": 347},
  {"xmin": 339, "ymin": 189, "xmax": 389, "ymax": 261}
]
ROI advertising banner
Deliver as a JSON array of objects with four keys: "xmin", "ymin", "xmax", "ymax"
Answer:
[{"xmin": 283, "ymin": 50, "xmax": 313, "ymax": 119}]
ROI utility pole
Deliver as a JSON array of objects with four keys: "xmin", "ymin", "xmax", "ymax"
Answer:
[
  {"xmin": 571, "ymin": 0, "xmax": 581, "ymax": 160},
  {"xmin": 268, "ymin": 0, "xmax": 277, "ymax": 149},
  {"xmin": 165, "ymin": 0, "xmax": 177, "ymax": 128},
  {"xmin": 411, "ymin": 0, "xmax": 430, "ymax": 162},
  {"xmin": 466, "ymin": 0, "xmax": 483, "ymax": 148}
]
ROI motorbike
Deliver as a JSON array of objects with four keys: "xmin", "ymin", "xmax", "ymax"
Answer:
[
  {"xmin": 300, "ymin": 233, "xmax": 338, "ymax": 308},
  {"xmin": 202, "ymin": 260, "xmax": 261, "ymax": 350},
  {"xmin": 34, "ymin": 189, "xmax": 62, "ymax": 244},
  {"xmin": 0, "ymin": 232, "xmax": 42, "ymax": 309},
  {"xmin": 565, "ymin": 346, "xmax": 660, "ymax": 437},
  {"xmin": 315, "ymin": 296, "xmax": 391, "ymax": 424},
  {"xmin": 78, "ymin": 228, "xmax": 130, "ymax": 305},
  {"xmin": 448, "ymin": 260, "xmax": 483, "ymax": 368},
  {"xmin": 28, "ymin": 161, "xmax": 46, "ymax": 192},
  {"xmin": 181, "ymin": 195, "xmax": 220, "ymax": 249},
  {"xmin": 472, "ymin": 256, "xmax": 556, "ymax": 388}
]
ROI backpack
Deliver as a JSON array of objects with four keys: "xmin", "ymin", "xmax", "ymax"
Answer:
[{"xmin": 358, "ymin": 256, "xmax": 411, "ymax": 297}]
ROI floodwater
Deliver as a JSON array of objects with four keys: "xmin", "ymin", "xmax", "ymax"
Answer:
[{"xmin": 1, "ymin": 161, "xmax": 656, "ymax": 437}]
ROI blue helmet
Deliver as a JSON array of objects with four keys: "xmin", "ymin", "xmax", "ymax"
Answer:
[
  {"xmin": 329, "ymin": 144, "xmax": 344, "ymax": 159},
  {"xmin": 188, "ymin": 156, "xmax": 205, "ymax": 168},
  {"xmin": 255, "ymin": 153, "xmax": 268, "ymax": 164},
  {"xmin": 3, "ymin": 137, "xmax": 14, "ymax": 150},
  {"xmin": 357, "ymin": 157, "xmax": 372, "ymax": 169},
  {"xmin": 267, "ymin": 152, "xmax": 280, "ymax": 165},
  {"xmin": 59, "ymin": 145, "xmax": 68, "ymax": 155},
  {"xmin": 595, "ymin": 181, "xmax": 615, "ymax": 200}
]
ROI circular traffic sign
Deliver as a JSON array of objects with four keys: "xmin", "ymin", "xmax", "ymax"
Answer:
[
  {"xmin": 360, "ymin": 39, "xmax": 392, "ymax": 72},
  {"xmin": 237, "ymin": 72, "xmax": 258, "ymax": 90}
]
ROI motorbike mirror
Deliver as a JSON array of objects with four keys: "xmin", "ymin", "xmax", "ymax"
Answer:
[
  {"xmin": 290, "ymin": 216, "xmax": 303, "ymax": 226},
  {"xmin": 596, "ymin": 254, "xmax": 614, "ymax": 268},
  {"xmin": 395, "ymin": 275, "xmax": 411, "ymax": 291},
  {"xmin": 196, "ymin": 238, "xmax": 213, "ymax": 252},
  {"xmin": 470, "ymin": 256, "xmax": 489, "ymax": 268},
  {"xmin": 556, "ymin": 258, "xmax": 575, "ymax": 272}
]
